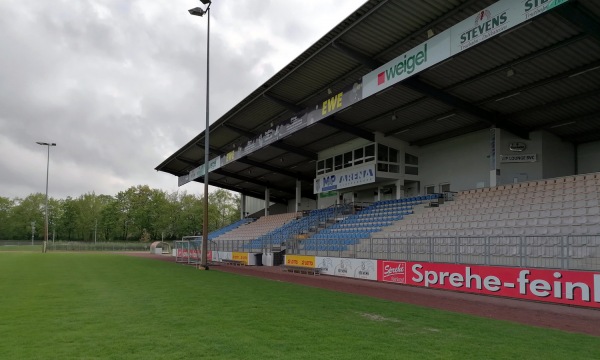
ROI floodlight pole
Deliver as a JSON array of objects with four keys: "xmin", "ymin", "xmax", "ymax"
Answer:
[
  {"xmin": 189, "ymin": 0, "xmax": 212, "ymax": 270},
  {"xmin": 36, "ymin": 141, "xmax": 56, "ymax": 253}
]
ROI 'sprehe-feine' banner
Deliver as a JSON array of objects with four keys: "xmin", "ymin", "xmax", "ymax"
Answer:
[{"xmin": 377, "ymin": 260, "xmax": 600, "ymax": 309}]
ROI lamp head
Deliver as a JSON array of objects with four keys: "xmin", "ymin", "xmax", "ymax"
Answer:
[
  {"xmin": 188, "ymin": 7, "xmax": 207, "ymax": 16},
  {"xmin": 199, "ymin": 0, "xmax": 211, "ymax": 4}
]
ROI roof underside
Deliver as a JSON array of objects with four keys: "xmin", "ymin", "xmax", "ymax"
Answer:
[{"xmin": 157, "ymin": 0, "xmax": 600, "ymax": 204}]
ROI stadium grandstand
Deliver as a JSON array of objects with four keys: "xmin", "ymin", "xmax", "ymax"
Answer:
[{"xmin": 157, "ymin": 0, "xmax": 600, "ymax": 307}]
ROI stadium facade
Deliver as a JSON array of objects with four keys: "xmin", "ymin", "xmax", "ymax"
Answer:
[{"xmin": 158, "ymin": 0, "xmax": 600, "ymax": 308}]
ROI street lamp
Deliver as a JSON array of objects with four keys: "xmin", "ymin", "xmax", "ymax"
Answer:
[
  {"xmin": 189, "ymin": 0, "xmax": 212, "ymax": 270},
  {"xmin": 36, "ymin": 141, "xmax": 56, "ymax": 253}
]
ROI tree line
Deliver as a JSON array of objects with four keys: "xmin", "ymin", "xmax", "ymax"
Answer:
[{"xmin": 0, "ymin": 185, "xmax": 241, "ymax": 242}]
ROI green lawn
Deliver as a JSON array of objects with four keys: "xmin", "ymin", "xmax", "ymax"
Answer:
[{"xmin": 0, "ymin": 253, "xmax": 598, "ymax": 360}]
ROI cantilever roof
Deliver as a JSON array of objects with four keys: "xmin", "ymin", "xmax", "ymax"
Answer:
[{"xmin": 157, "ymin": 0, "xmax": 600, "ymax": 204}]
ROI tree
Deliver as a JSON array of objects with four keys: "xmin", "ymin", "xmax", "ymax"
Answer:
[
  {"xmin": 0, "ymin": 186, "xmax": 242, "ymax": 241},
  {"xmin": 0, "ymin": 197, "xmax": 14, "ymax": 239},
  {"xmin": 7, "ymin": 194, "xmax": 45, "ymax": 240}
]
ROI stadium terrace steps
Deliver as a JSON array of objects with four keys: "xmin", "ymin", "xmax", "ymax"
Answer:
[
  {"xmin": 376, "ymin": 172, "xmax": 600, "ymax": 238},
  {"xmin": 208, "ymin": 218, "xmax": 254, "ymax": 240},
  {"xmin": 300, "ymin": 195, "xmax": 440, "ymax": 252},
  {"xmin": 213, "ymin": 212, "xmax": 300, "ymax": 242}
]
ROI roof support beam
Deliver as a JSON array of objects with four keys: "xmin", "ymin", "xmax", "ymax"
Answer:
[
  {"xmin": 237, "ymin": 157, "xmax": 313, "ymax": 182},
  {"xmin": 222, "ymin": 185, "xmax": 289, "ymax": 205},
  {"xmin": 212, "ymin": 169, "xmax": 295, "ymax": 195},
  {"xmin": 223, "ymin": 123, "xmax": 256, "ymax": 139},
  {"xmin": 319, "ymin": 116, "xmax": 375, "ymax": 142},
  {"xmin": 329, "ymin": 38, "xmax": 529, "ymax": 139},
  {"xmin": 556, "ymin": 2, "xmax": 600, "ymax": 41},
  {"xmin": 539, "ymin": 112, "xmax": 600, "ymax": 131},
  {"xmin": 479, "ymin": 60, "xmax": 600, "ymax": 105},
  {"xmin": 263, "ymin": 93, "xmax": 304, "ymax": 113},
  {"xmin": 331, "ymin": 41, "xmax": 382, "ymax": 69},
  {"xmin": 411, "ymin": 123, "xmax": 490, "ymax": 147},
  {"xmin": 403, "ymin": 77, "xmax": 529, "ymax": 139},
  {"xmin": 513, "ymin": 89, "xmax": 600, "ymax": 119},
  {"xmin": 271, "ymin": 141, "xmax": 318, "ymax": 160},
  {"xmin": 385, "ymin": 111, "xmax": 457, "ymax": 137},
  {"xmin": 445, "ymin": 33, "xmax": 588, "ymax": 92}
]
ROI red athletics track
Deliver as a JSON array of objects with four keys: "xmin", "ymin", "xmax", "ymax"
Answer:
[{"xmin": 125, "ymin": 252, "xmax": 600, "ymax": 337}]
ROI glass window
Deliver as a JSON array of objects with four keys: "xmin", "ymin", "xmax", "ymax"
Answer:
[
  {"xmin": 365, "ymin": 144, "xmax": 375, "ymax": 162},
  {"xmin": 440, "ymin": 183, "xmax": 450, "ymax": 192},
  {"xmin": 389, "ymin": 148, "xmax": 398, "ymax": 163},
  {"xmin": 405, "ymin": 153, "xmax": 418, "ymax": 166},
  {"xmin": 354, "ymin": 148, "xmax": 364, "ymax": 165},
  {"xmin": 344, "ymin": 152, "xmax": 352, "ymax": 168},
  {"xmin": 334, "ymin": 155, "xmax": 343, "ymax": 171},
  {"xmin": 378, "ymin": 144, "xmax": 388, "ymax": 162},
  {"xmin": 317, "ymin": 160, "xmax": 325, "ymax": 174},
  {"xmin": 378, "ymin": 163, "xmax": 388, "ymax": 172},
  {"xmin": 389, "ymin": 164, "xmax": 400, "ymax": 173},
  {"xmin": 425, "ymin": 185, "xmax": 435, "ymax": 194},
  {"xmin": 325, "ymin": 158, "xmax": 333, "ymax": 173}
]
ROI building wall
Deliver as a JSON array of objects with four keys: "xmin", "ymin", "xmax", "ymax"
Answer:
[
  {"xmin": 499, "ymin": 130, "xmax": 543, "ymax": 184},
  {"xmin": 541, "ymin": 131, "xmax": 575, "ymax": 179},
  {"xmin": 419, "ymin": 129, "xmax": 489, "ymax": 192},
  {"xmin": 287, "ymin": 197, "xmax": 317, "ymax": 212},
  {"xmin": 578, "ymin": 140, "xmax": 600, "ymax": 174}
]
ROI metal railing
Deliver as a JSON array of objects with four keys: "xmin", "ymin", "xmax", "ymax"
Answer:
[{"xmin": 287, "ymin": 235, "xmax": 600, "ymax": 271}]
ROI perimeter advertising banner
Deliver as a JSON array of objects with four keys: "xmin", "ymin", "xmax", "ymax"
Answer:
[
  {"xmin": 316, "ymin": 257, "xmax": 378, "ymax": 280},
  {"xmin": 232, "ymin": 252, "xmax": 249, "ymax": 265},
  {"xmin": 285, "ymin": 255, "xmax": 316, "ymax": 268},
  {"xmin": 176, "ymin": 248, "xmax": 212, "ymax": 261},
  {"xmin": 377, "ymin": 260, "xmax": 600, "ymax": 309}
]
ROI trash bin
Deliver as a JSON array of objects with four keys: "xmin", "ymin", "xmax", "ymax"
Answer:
[{"xmin": 254, "ymin": 253, "xmax": 263, "ymax": 266}]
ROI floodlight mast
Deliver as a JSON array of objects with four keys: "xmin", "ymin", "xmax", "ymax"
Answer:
[
  {"xmin": 189, "ymin": 0, "xmax": 212, "ymax": 270},
  {"xmin": 36, "ymin": 141, "xmax": 56, "ymax": 253}
]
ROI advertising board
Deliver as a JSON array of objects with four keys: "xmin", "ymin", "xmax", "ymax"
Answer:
[{"xmin": 377, "ymin": 260, "xmax": 600, "ymax": 308}]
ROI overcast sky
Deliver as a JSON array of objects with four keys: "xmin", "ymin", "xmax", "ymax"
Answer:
[{"xmin": 0, "ymin": 0, "xmax": 365, "ymax": 200}]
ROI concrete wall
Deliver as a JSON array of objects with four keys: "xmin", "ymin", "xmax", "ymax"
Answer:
[
  {"xmin": 578, "ymin": 140, "xmax": 600, "ymax": 174},
  {"xmin": 499, "ymin": 130, "xmax": 544, "ymax": 184},
  {"xmin": 419, "ymin": 129, "xmax": 489, "ymax": 192},
  {"xmin": 542, "ymin": 131, "xmax": 575, "ymax": 179},
  {"xmin": 287, "ymin": 197, "xmax": 317, "ymax": 212}
]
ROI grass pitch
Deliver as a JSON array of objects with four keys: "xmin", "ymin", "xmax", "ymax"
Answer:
[{"xmin": 0, "ymin": 253, "xmax": 598, "ymax": 360}]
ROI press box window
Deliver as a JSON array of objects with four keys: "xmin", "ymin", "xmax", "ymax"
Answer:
[
  {"xmin": 378, "ymin": 144, "xmax": 389, "ymax": 162},
  {"xmin": 344, "ymin": 152, "xmax": 352, "ymax": 168},
  {"xmin": 317, "ymin": 160, "xmax": 325, "ymax": 175},
  {"xmin": 325, "ymin": 158, "xmax": 333, "ymax": 173},
  {"xmin": 354, "ymin": 148, "xmax": 364, "ymax": 165},
  {"xmin": 334, "ymin": 154, "xmax": 343, "ymax": 171},
  {"xmin": 405, "ymin": 153, "xmax": 418, "ymax": 166},
  {"xmin": 365, "ymin": 144, "xmax": 375, "ymax": 163}
]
